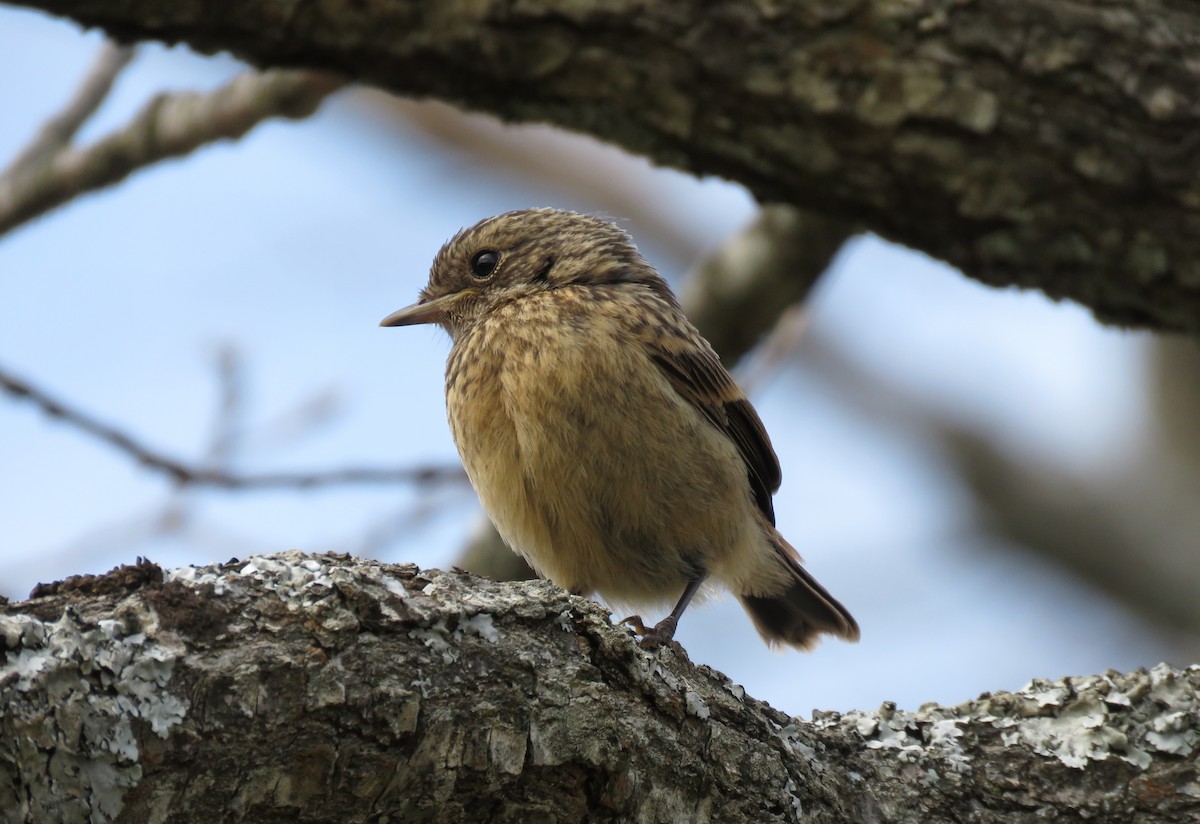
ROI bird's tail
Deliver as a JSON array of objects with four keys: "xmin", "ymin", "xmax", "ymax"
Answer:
[{"xmin": 737, "ymin": 532, "xmax": 860, "ymax": 650}]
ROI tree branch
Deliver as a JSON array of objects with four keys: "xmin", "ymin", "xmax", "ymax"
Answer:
[
  {"xmin": 0, "ymin": 65, "xmax": 343, "ymax": 237},
  {"xmin": 8, "ymin": 0, "xmax": 1200, "ymax": 332},
  {"xmin": 681, "ymin": 203, "xmax": 850, "ymax": 363},
  {"xmin": 0, "ymin": 365, "xmax": 466, "ymax": 490},
  {"xmin": 3, "ymin": 41, "xmax": 135, "ymax": 174},
  {"xmin": 2, "ymin": 552, "xmax": 1197, "ymax": 823}
]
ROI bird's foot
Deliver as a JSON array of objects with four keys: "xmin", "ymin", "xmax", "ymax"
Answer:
[
  {"xmin": 620, "ymin": 614, "xmax": 651, "ymax": 635},
  {"xmin": 620, "ymin": 614, "xmax": 679, "ymax": 651}
]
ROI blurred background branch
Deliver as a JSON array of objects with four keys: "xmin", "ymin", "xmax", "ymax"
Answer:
[
  {"xmin": 794, "ymin": 326, "xmax": 1200, "ymax": 646},
  {"xmin": 0, "ymin": 40, "xmax": 342, "ymax": 238},
  {"xmin": 0, "ymin": 362, "xmax": 466, "ymax": 490},
  {"xmin": 5, "ymin": 41, "xmax": 134, "ymax": 173}
]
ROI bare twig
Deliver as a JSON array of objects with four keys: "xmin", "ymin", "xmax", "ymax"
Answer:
[
  {"xmin": 206, "ymin": 345, "xmax": 245, "ymax": 466},
  {"xmin": 3, "ymin": 41, "xmax": 136, "ymax": 175},
  {"xmin": 155, "ymin": 345, "xmax": 249, "ymax": 532},
  {"xmin": 237, "ymin": 387, "xmax": 341, "ymax": 455},
  {"xmin": 0, "ymin": 68, "xmax": 345, "ymax": 238},
  {"xmin": 0, "ymin": 365, "xmax": 466, "ymax": 490}
]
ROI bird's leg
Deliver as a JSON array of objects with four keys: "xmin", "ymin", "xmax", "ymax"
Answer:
[{"xmin": 622, "ymin": 573, "xmax": 708, "ymax": 650}]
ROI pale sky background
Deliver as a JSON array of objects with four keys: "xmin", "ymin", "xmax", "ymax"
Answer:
[{"xmin": 0, "ymin": 8, "xmax": 1176, "ymax": 717}]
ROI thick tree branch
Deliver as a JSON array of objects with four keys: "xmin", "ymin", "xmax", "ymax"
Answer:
[
  {"xmin": 9, "ymin": 0, "xmax": 1200, "ymax": 332},
  {"xmin": 2, "ymin": 552, "xmax": 1198, "ymax": 823},
  {"xmin": 0, "ymin": 366, "xmax": 466, "ymax": 490}
]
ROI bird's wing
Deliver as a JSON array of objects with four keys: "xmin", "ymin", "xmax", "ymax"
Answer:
[{"xmin": 647, "ymin": 340, "xmax": 782, "ymax": 526}]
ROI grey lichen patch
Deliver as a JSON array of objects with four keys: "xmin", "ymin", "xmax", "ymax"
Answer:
[
  {"xmin": 13, "ymin": 550, "xmax": 1196, "ymax": 821},
  {"xmin": 167, "ymin": 553, "xmax": 338, "ymax": 603},
  {"xmin": 409, "ymin": 618, "xmax": 458, "ymax": 664},
  {"xmin": 982, "ymin": 666, "xmax": 1200, "ymax": 769},
  {"xmin": 815, "ymin": 664, "xmax": 1200, "ymax": 774},
  {"xmin": 165, "ymin": 551, "xmax": 560, "ymax": 656},
  {"xmin": 812, "ymin": 699, "xmax": 971, "ymax": 777},
  {"xmin": 463, "ymin": 612, "xmax": 500, "ymax": 643},
  {"xmin": 685, "ymin": 689, "xmax": 711, "ymax": 719},
  {"xmin": 0, "ymin": 607, "xmax": 186, "ymax": 824}
]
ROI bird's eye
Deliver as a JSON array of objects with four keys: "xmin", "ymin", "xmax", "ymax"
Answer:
[{"xmin": 470, "ymin": 250, "xmax": 500, "ymax": 279}]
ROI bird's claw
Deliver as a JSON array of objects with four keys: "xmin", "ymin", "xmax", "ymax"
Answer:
[
  {"xmin": 620, "ymin": 614, "xmax": 676, "ymax": 651},
  {"xmin": 620, "ymin": 614, "xmax": 651, "ymax": 635}
]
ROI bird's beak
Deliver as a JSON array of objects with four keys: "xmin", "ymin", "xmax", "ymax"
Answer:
[{"xmin": 379, "ymin": 292, "xmax": 457, "ymax": 327}]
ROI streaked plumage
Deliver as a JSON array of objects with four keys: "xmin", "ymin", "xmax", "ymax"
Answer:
[{"xmin": 381, "ymin": 209, "xmax": 858, "ymax": 650}]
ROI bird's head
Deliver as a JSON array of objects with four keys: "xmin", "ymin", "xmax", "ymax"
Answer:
[{"xmin": 379, "ymin": 208, "xmax": 675, "ymax": 338}]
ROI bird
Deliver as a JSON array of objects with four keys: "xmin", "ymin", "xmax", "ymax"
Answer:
[{"xmin": 380, "ymin": 208, "xmax": 859, "ymax": 651}]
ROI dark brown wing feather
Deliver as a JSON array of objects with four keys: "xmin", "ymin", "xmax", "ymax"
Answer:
[{"xmin": 648, "ymin": 346, "xmax": 782, "ymax": 525}]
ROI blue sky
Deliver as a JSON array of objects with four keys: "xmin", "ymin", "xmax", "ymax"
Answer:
[{"xmin": 0, "ymin": 7, "xmax": 1173, "ymax": 716}]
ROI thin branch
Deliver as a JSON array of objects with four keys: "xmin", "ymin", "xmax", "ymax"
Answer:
[
  {"xmin": 155, "ymin": 344, "xmax": 248, "ymax": 533},
  {"xmin": 0, "ymin": 365, "xmax": 466, "ymax": 490},
  {"xmin": 205, "ymin": 344, "xmax": 245, "ymax": 466},
  {"xmin": 3, "ymin": 41, "xmax": 136, "ymax": 175},
  {"xmin": 0, "ymin": 68, "xmax": 344, "ymax": 238},
  {"xmin": 236, "ymin": 387, "xmax": 342, "ymax": 456}
]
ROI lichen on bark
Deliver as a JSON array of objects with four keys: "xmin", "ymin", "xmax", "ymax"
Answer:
[{"xmin": 3, "ymin": 552, "xmax": 1198, "ymax": 823}]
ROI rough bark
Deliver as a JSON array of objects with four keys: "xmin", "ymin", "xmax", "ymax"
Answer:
[
  {"xmin": 9, "ymin": 0, "xmax": 1200, "ymax": 333},
  {"xmin": 2, "ymin": 552, "xmax": 1198, "ymax": 823}
]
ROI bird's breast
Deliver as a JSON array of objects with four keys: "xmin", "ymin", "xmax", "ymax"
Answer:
[{"xmin": 444, "ymin": 291, "xmax": 755, "ymax": 605}]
